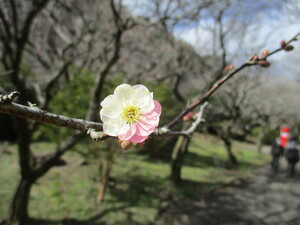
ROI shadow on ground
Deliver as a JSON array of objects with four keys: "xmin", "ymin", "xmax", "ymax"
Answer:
[
  {"xmin": 157, "ymin": 160, "xmax": 300, "ymax": 225},
  {"xmin": 28, "ymin": 205, "xmax": 128, "ymax": 225}
]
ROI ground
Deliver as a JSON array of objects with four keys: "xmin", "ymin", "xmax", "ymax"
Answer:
[{"xmin": 159, "ymin": 156, "xmax": 300, "ymax": 225}]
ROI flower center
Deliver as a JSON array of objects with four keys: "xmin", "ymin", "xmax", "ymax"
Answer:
[{"xmin": 122, "ymin": 106, "xmax": 140, "ymax": 124}]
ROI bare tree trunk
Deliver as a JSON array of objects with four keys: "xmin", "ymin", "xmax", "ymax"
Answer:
[
  {"xmin": 170, "ymin": 136, "xmax": 190, "ymax": 185},
  {"xmin": 96, "ymin": 141, "xmax": 117, "ymax": 203},
  {"xmin": 220, "ymin": 134, "xmax": 238, "ymax": 166},
  {"xmin": 256, "ymin": 127, "xmax": 265, "ymax": 153},
  {"xmin": 7, "ymin": 117, "xmax": 34, "ymax": 225},
  {"xmin": 8, "ymin": 178, "xmax": 34, "ymax": 225},
  {"xmin": 96, "ymin": 155, "xmax": 113, "ymax": 203}
]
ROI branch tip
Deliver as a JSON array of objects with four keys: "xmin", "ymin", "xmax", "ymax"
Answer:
[
  {"xmin": 155, "ymin": 126, "xmax": 170, "ymax": 135},
  {"xmin": 0, "ymin": 91, "xmax": 20, "ymax": 104}
]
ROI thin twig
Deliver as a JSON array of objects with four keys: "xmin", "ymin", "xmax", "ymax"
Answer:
[{"xmin": 164, "ymin": 32, "xmax": 300, "ymax": 129}]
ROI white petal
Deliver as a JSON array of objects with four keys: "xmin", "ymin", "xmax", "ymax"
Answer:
[
  {"xmin": 100, "ymin": 94, "xmax": 116, "ymax": 107},
  {"xmin": 103, "ymin": 119, "xmax": 129, "ymax": 136},
  {"xmin": 100, "ymin": 104, "xmax": 122, "ymax": 120},
  {"xmin": 113, "ymin": 84, "xmax": 134, "ymax": 105},
  {"xmin": 132, "ymin": 85, "xmax": 154, "ymax": 113},
  {"xmin": 100, "ymin": 112, "xmax": 120, "ymax": 123}
]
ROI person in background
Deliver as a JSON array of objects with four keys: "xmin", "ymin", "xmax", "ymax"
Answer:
[
  {"xmin": 284, "ymin": 135, "xmax": 299, "ymax": 177},
  {"xmin": 279, "ymin": 125, "xmax": 290, "ymax": 149},
  {"xmin": 271, "ymin": 138, "xmax": 284, "ymax": 173}
]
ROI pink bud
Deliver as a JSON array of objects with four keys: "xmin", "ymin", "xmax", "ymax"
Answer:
[
  {"xmin": 284, "ymin": 45, "xmax": 294, "ymax": 51},
  {"xmin": 280, "ymin": 40, "xmax": 286, "ymax": 48},
  {"xmin": 250, "ymin": 54, "xmax": 259, "ymax": 62},
  {"xmin": 183, "ymin": 112, "xmax": 194, "ymax": 122},
  {"xmin": 258, "ymin": 60, "xmax": 271, "ymax": 68},
  {"xmin": 119, "ymin": 140, "xmax": 133, "ymax": 150},
  {"xmin": 225, "ymin": 65, "xmax": 234, "ymax": 71}
]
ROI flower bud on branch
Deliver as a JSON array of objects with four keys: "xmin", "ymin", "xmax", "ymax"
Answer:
[
  {"xmin": 280, "ymin": 40, "xmax": 286, "ymax": 48},
  {"xmin": 119, "ymin": 140, "xmax": 133, "ymax": 150},
  {"xmin": 183, "ymin": 112, "xmax": 194, "ymax": 122},
  {"xmin": 249, "ymin": 54, "xmax": 260, "ymax": 63},
  {"xmin": 284, "ymin": 45, "xmax": 294, "ymax": 51},
  {"xmin": 225, "ymin": 65, "xmax": 234, "ymax": 72},
  {"xmin": 261, "ymin": 50, "xmax": 269, "ymax": 58},
  {"xmin": 258, "ymin": 60, "xmax": 271, "ymax": 68}
]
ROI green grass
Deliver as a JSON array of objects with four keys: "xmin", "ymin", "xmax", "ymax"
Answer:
[{"xmin": 0, "ymin": 134, "xmax": 270, "ymax": 224}]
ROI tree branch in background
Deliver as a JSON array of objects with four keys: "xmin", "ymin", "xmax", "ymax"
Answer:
[
  {"xmin": 0, "ymin": 6, "xmax": 13, "ymax": 40},
  {"xmin": 85, "ymin": 0, "xmax": 127, "ymax": 122},
  {"xmin": 165, "ymin": 31, "xmax": 300, "ymax": 130},
  {"xmin": 172, "ymin": 73, "xmax": 186, "ymax": 104},
  {"xmin": 9, "ymin": 0, "xmax": 19, "ymax": 37},
  {"xmin": 12, "ymin": 0, "xmax": 51, "ymax": 94}
]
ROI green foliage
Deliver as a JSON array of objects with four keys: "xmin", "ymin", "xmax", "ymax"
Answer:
[
  {"xmin": 34, "ymin": 67, "xmax": 94, "ymax": 142},
  {"xmin": 250, "ymin": 127, "xmax": 279, "ymax": 144},
  {"xmin": 50, "ymin": 68, "xmax": 94, "ymax": 118},
  {"xmin": 262, "ymin": 128, "xmax": 279, "ymax": 144},
  {"xmin": 34, "ymin": 68, "xmax": 124, "ymax": 142},
  {"xmin": 251, "ymin": 127, "xmax": 260, "ymax": 137}
]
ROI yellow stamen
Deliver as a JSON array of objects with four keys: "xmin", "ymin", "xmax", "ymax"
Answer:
[{"xmin": 122, "ymin": 106, "xmax": 140, "ymax": 124}]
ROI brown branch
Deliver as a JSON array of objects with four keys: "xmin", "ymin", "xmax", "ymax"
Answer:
[
  {"xmin": 0, "ymin": 92, "xmax": 189, "ymax": 138},
  {"xmin": 0, "ymin": 6, "xmax": 12, "ymax": 40},
  {"xmin": 172, "ymin": 74, "xmax": 186, "ymax": 104},
  {"xmin": 263, "ymin": 31, "xmax": 300, "ymax": 59},
  {"xmin": 9, "ymin": 0, "xmax": 18, "ymax": 37},
  {"xmin": 0, "ymin": 6, "xmax": 14, "ymax": 64},
  {"xmin": 165, "ymin": 63, "xmax": 251, "ymax": 129},
  {"xmin": 0, "ymin": 101, "xmax": 103, "ymax": 132},
  {"xmin": 85, "ymin": 0, "xmax": 125, "ymax": 121},
  {"xmin": 12, "ymin": 0, "xmax": 51, "ymax": 94},
  {"xmin": 0, "ymin": 92, "xmax": 190, "ymax": 139},
  {"xmin": 165, "ymin": 32, "xmax": 300, "ymax": 129}
]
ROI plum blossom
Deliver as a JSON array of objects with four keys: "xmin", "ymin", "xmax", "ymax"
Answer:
[{"xmin": 100, "ymin": 84, "xmax": 162, "ymax": 143}]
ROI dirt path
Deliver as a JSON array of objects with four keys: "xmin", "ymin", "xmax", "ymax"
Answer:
[{"xmin": 161, "ymin": 157, "xmax": 300, "ymax": 225}]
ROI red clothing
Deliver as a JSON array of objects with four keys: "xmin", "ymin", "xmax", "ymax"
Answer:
[{"xmin": 280, "ymin": 126, "xmax": 290, "ymax": 148}]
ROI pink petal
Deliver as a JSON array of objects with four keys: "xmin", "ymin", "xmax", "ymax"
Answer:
[
  {"xmin": 136, "ymin": 122, "xmax": 156, "ymax": 136},
  {"xmin": 118, "ymin": 100, "xmax": 161, "ymax": 142},
  {"xmin": 118, "ymin": 124, "xmax": 137, "ymax": 140},
  {"xmin": 129, "ymin": 133, "xmax": 149, "ymax": 143},
  {"xmin": 136, "ymin": 111, "xmax": 159, "ymax": 136},
  {"xmin": 153, "ymin": 100, "xmax": 162, "ymax": 116}
]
